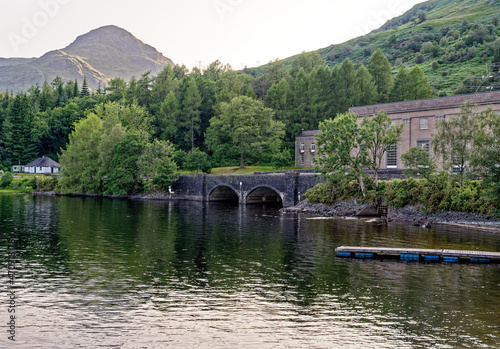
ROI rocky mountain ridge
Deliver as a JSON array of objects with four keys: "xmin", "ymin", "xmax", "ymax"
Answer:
[{"xmin": 0, "ymin": 25, "xmax": 174, "ymax": 92}]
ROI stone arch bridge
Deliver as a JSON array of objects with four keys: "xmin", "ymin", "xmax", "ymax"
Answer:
[{"xmin": 172, "ymin": 173, "xmax": 321, "ymax": 207}]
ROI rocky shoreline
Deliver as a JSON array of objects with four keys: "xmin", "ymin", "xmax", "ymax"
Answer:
[{"xmin": 280, "ymin": 199, "xmax": 500, "ymax": 233}]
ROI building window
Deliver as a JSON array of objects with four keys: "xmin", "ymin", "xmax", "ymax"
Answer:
[
  {"xmin": 416, "ymin": 140, "xmax": 430, "ymax": 152},
  {"xmin": 386, "ymin": 143, "xmax": 397, "ymax": 168},
  {"xmin": 310, "ymin": 143, "xmax": 316, "ymax": 153},
  {"xmin": 300, "ymin": 143, "xmax": 305, "ymax": 153},
  {"xmin": 300, "ymin": 153, "xmax": 304, "ymax": 165},
  {"xmin": 419, "ymin": 118, "xmax": 428, "ymax": 130}
]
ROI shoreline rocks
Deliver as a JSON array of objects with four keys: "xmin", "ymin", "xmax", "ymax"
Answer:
[{"xmin": 281, "ymin": 199, "xmax": 500, "ymax": 233}]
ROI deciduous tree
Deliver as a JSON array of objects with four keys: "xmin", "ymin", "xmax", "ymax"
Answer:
[
  {"xmin": 432, "ymin": 102, "xmax": 479, "ymax": 188},
  {"xmin": 361, "ymin": 110, "xmax": 403, "ymax": 185},
  {"xmin": 206, "ymin": 96, "xmax": 284, "ymax": 168},
  {"xmin": 315, "ymin": 112, "xmax": 370, "ymax": 196}
]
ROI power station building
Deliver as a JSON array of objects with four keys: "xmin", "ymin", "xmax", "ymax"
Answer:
[{"xmin": 295, "ymin": 91, "xmax": 500, "ymax": 169}]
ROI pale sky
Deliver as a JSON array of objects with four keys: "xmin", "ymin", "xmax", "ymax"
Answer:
[{"xmin": 0, "ymin": 0, "xmax": 424, "ymax": 70}]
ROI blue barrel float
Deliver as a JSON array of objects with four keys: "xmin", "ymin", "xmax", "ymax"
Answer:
[
  {"xmin": 355, "ymin": 252, "xmax": 375, "ymax": 259},
  {"xmin": 470, "ymin": 258, "xmax": 490, "ymax": 263},
  {"xmin": 443, "ymin": 256, "xmax": 459, "ymax": 263},
  {"xmin": 337, "ymin": 252, "xmax": 352, "ymax": 258},
  {"xmin": 424, "ymin": 255, "xmax": 440, "ymax": 262},
  {"xmin": 401, "ymin": 254, "xmax": 420, "ymax": 261}
]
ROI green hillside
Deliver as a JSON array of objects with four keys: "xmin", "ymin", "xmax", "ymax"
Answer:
[{"xmin": 293, "ymin": 0, "xmax": 500, "ymax": 95}]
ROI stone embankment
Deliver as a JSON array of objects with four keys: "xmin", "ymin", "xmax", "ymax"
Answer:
[{"xmin": 281, "ymin": 199, "xmax": 500, "ymax": 233}]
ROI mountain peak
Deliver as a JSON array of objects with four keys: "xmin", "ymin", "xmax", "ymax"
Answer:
[
  {"xmin": 64, "ymin": 25, "xmax": 146, "ymax": 51},
  {"xmin": 0, "ymin": 25, "xmax": 174, "ymax": 92}
]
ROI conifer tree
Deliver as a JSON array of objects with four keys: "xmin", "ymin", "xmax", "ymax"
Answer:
[
  {"xmin": 156, "ymin": 91, "xmax": 179, "ymax": 143},
  {"xmin": 356, "ymin": 65, "xmax": 378, "ymax": 106},
  {"xmin": 368, "ymin": 49, "xmax": 393, "ymax": 103},
  {"xmin": 265, "ymin": 78, "xmax": 291, "ymax": 138},
  {"xmin": 80, "ymin": 77, "xmax": 90, "ymax": 97},
  {"xmin": 337, "ymin": 58, "xmax": 360, "ymax": 111},
  {"xmin": 290, "ymin": 68, "xmax": 314, "ymax": 138},
  {"xmin": 389, "ymin": 66, "xmax": 409, "ymax": 102},
  {"xmin": 150, "ymin": 66, "xmax": 177, "ymax": 115},
  {"xmin": 73, "ymin": 79, "xmax": 79, "ymax": 98},
  {"xmin": 245, "ymin": 86, "xmax": 258, "ymax": 100},
  {"xmin": 406, "ymin": 66, "xmax": 433, "ymax": 100},
  {"xmin": 179, "ymin": 77, "xmax": 202, "ymax": 152},
  {"xmin": 2, "ymin": 94, "xmax": 37, "ymax": 164}
]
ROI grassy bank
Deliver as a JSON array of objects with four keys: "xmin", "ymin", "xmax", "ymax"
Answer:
[
  {"xmin": 0, "ymin": 174, "xmax": 58, "ymax": 193},
  {"xmin": 303, "ymin": 174, "xmax": 499, "ymax": 217}
]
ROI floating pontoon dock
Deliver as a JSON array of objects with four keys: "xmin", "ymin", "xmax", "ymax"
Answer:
[{"xmin": 335, "ymin": 246, "xmax": 500, "ymax": 263}]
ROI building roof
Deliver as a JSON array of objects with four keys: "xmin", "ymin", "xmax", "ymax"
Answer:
[
  {"xmin": 25, "ymin": 156, "xmax": 61, "ymax": 168},
  {"xmin": 350, "ymin": 90, "xmax": 500, "ymax": 116}
]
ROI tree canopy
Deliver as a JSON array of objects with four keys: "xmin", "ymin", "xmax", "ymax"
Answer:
[{"xmin": 206, "ymin": 96, "xmax": 284, "ymax": 168}]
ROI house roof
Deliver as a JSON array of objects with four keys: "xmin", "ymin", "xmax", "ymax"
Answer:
[{"xmin": 25, "ymin": 156, "xmax": 61, "ymax": 168}]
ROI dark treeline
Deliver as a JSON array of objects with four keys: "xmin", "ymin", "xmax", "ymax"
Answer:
[{"xmin": 0, "ymin": 50, "xmax": 434, "ymax": 170}]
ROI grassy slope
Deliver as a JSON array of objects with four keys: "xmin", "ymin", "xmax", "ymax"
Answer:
[
  {"xmin": 260, "ymin": 0, "xmax": 500, "ymax": 95},
  {"xmin": 323, "ymin": 0, "xmax": 500, "ymax": 94}
]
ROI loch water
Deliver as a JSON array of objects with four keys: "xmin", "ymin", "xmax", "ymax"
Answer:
[{"xmin": 1, "ymin": 194, "xmax": 499, "ymax": 348}]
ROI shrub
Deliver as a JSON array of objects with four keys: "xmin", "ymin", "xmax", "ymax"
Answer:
[
  {"xmin": 0, "ymin": 172, "xmax": 13, "ymax": 188},
  {"xmin": 37, "ymin": 177, "xmax": 58, "ymax": 191},
  {"xmin": 467, "ymin": 46, "xmax": 477, "ymax": 58},
  {"xmin": 303, "ymin": 182, "xmax": 338, "ymax": 204},
  {"xmin": 184, "ymin": 149, "xmax": 212, "ymax": 174},
  {"xmin": 271, "ymin": 149, "xmax": 294, "ymax": 170},
  {"xmin": 420, "ymin": 41, "xmax": 434, "ymax": 55},
  {"xmin": 173, "ymin": 150, "xmax": 187, "ymax": 170},
  {"xmin": 415, "ymin": 53, "xmax": 424, "ymax": 63}
]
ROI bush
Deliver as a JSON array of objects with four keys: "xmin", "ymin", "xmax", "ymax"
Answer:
[
  {"xmin": 271, "ymin": 149, "xmax": 294, "ymax": 170},
  {"xmin": 415, "ymin": 53, "xmax": 424, "ymax": 63},
  {"xmin": 10, "ymin": 178, "xmax": 36, "ymax": 193},
  {"xmin": 173, "ymin": 150, "xmax": 187, "ymax": 170},
  {"xmin": 37, "ymin": 177, "xmax": 58, "ymax": 191},
  {"xmin": 184, "ymin": 149, "xmax": 212, "ymax": 174},
  {"xmin": 0, "ymin": 172, "xmax": 13, "ymax": 188},
  {"xmin": 467, "ymin": 46, "xmax": 477, "ymax": 58},
  {"xmin": 152, "ymin": 158, "xmax": 180, "ymax": 192},
  {"xmin": 420, "ymin": 41, "xmax": 434, "ymax": 55},
  {"xmin": 303, "ymin": 182, "xmax": 338, "ymax": 204}
]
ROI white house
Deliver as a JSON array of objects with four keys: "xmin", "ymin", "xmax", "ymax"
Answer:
[{"xmin": 24, "ymin": 156, "xmax": 61, "ymax": 174}]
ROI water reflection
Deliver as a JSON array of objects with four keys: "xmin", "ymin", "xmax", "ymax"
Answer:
[{"xmin": 0, "ymin": 195, "xmax": 499, "ymax": 348}]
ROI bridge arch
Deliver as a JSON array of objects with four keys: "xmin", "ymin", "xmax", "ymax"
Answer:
[
  {"xmin": 208, "ymin": 185, "xmax": 240, "ymax": 202},
  {"xmin": 245, "ymin": 185, "xmax": 283, "ymax": 205}
]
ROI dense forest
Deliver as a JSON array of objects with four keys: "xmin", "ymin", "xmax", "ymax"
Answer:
[{"xmin": 0, "ymin": 49, "xmax": 442, "ymax": 172}]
